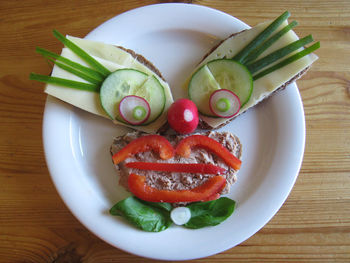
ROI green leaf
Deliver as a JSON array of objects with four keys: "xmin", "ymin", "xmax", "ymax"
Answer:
[
  {"xmin": 137, "ymin": 198, "xmax": 173, "ymax": 212},
  {"xmin": 109, "ymin": 196, "xmax": 172, "ymax": 232},
  {"xmin": 184, "ymin": 197, "xmax": 236, "ymax": 229}
]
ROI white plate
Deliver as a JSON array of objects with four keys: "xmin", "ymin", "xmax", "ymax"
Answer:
[{"xmin": 43, "ymin": 3, "xmax": 305, "ymax": 261}]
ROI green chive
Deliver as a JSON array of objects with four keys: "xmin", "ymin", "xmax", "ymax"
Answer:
[
  {"xmin": 29, "ymin": 73, "xmax": 100, "ymax": 92},
  {"xmin": 36, "ymin": 47, "xmax": 105, "ymax": 82},
  {"xmin": 52, "ymin": 30, "xmax": 111, "ymax": 77},
  {"xmin": 243, "ymin": 20, "xmax": 298, "ymax": 64},
  {"xmin": 233, "ymin": 11, "xmax": 291, "ymax": 63},
  {"xmin": 45, "ymin": 56, "xmax": 102, "ymax": 85},
  {"xmin": 253, "ymin": 42, "xmax": 320, "ymax": 80},
  {"xmin": 247, "ymin": 34, "xmax": 314, "ymax": 74}
]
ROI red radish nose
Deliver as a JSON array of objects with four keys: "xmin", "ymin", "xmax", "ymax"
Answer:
[{"xmin": 167, "ymin": 99, "xmax": 199, "ymax": 134}]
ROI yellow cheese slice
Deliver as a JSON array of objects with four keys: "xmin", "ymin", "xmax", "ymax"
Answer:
[
  {"xmin": 186, "ymin": 20, "xmax": 318, "ymax": 128},
  {"xmin": 44, "ymin": 36, "xmax": 173, "ymax": 133}
]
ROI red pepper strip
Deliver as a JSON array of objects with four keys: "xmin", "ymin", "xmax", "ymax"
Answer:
[
  {"xmin": 128, "ymin": 173, "xmax": 226, "ymax": 203},
  {"xmin": 112, "ymin": 135, "xmax": 174, "ymax": 165},
  {"xmin": 175, "ymin": 135, "xmax": 242, "ymax": 170},
  {"xmin": 125, "ymin": 162, "xmax": 226, "ymax": 174}
]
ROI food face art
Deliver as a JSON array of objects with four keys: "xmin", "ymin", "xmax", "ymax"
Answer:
[
  {"xmin": 30, "ymin": 11, "xmax": 319, "ymax": 232},
  {"xmin": 110, "ymin": 131, "xmax": 241, "ymax": 231}
]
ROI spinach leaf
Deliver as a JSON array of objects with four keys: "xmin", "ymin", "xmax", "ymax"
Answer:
[
  {"xmin": 110, "ymin": 196, "xmax": 172, "ymax": 232},
  {"xmin": 137, "ymin": 198, "xmax": 173, "ymax": 212},
  {"xmin": 184, "ymin": 197, "xmax": 236, "ymax": 229}
]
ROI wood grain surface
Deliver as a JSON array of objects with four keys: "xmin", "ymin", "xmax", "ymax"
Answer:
[{"xmin": 0, "ymin": 0, "xmax": 349, "ymax": 262}]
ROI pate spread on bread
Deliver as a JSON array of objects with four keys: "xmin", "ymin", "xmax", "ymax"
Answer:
[{"xmin": 110, "ymin": 131, "xmax": 242, "ymax": 205}]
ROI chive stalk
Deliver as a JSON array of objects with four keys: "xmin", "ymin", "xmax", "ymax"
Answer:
[
  {"xmin": 253, "ymin": 41, "xmax": 320, "ymax": 80},
  {"xmin": 29, "ymin": 73, "xmax": 100, "ymax": 92},
  {"xmin": 233, "ymin": 11, "xmax": 291, "ymax": 63},
  {"xmin": 52, "ymin": 30, "xmax": 111, "ymax": 77},
  {"xmin": 36, "ymin": 47, "xmax": 105, "ymax": 82},
  {"xmin": 45, "ymin": 57, "xmax": 102, "ymax": 85},
  {"xmin": 247, "ymin": 34, "xmax": 314, "ymax": 74},
  {"xmin": 243, "ymin": 20, "xmax": 298, "ymax": 64}
]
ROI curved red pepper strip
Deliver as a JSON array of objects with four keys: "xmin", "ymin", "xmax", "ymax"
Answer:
[
  {"xmin": 125, "ymin": 162, "xmax": 226, "ymax": 174},
  {"xmin": 112, "ymin": 135, "xmax": 174, "ymax": 165},
  {"xmin": 128, "ymin": 173, "xmax": 226, "ymax": 203},
  {"xmin": 175, "ymin": 135, "xmax": 242, "ymax": 170}
]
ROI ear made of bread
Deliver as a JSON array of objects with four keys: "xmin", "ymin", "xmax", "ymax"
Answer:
[
  {"xmin": 44, "ymin": 36, "xmax": 174, "ymax": 133},
  {"xmin": 184, "ymin": 20, "xmax": 319, "ymax": 130}
]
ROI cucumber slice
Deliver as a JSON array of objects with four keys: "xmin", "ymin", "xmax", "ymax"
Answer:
[
  {"xmin": 188, "ymin": 59, "xmax": 253, "ymax": 117},
  {"xmin": 188, "ymin": 65, "xmax": 221, "ymax": 116},
  {"xmin": 207, "ymin": 59, "xmax": 253, "ymax": 107},
  {"xmin": 134, "ymin": 75, "xmax": 166, "ymax": 125},
  {"xmin": 100, "ymin": 69, "xmax": 148, "ymax": 120},
  {"xmin": 100, "ymin": 69, "xmax": 166, "ymax": 125}
]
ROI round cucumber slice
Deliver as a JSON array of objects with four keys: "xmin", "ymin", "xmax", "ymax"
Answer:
[
  {"xmin": 100, "ymin": 69, "xmax": 166, "ymax": 126},
  {"xmin": 207, "ymin": 59, "xmax": 253, "ymax": 106},
  {"xmin": 133, "ymin": 75, "xmax": 166, "ymax": 125},
  {"xmin": 100, "ymin": 69, "xmax": 148, "ymax": 120},
  {"xmin": 188, "ymin": 59, "xmax": 253, "ymax": 117},
  {"xmin": 188, "ymin": 65, "xmax": 221, "ymax": 116}
]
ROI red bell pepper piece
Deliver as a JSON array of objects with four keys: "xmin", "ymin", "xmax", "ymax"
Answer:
[
  {"xmin": 112, "ymin": 135, "xmax": 174, "ymax": 165},
  {"xmin": 125, "ymin": 162, "xmax": 226, "ymax": 174},
  {"xmin": 128, "ymin": 173, "xmax": 226, "ymax": 203},
  {"xmin": 175, "ymin": 135, "xmax": 242, "ymax": 170}
]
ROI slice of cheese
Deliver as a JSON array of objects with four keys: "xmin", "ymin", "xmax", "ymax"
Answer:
[
  {"xmin": 45, "ymin": 36, "xmax": 174, "ymax": 133},
  {"xmin": 185, "ymin": 20, "xmax": 318, "ymax": 128}
]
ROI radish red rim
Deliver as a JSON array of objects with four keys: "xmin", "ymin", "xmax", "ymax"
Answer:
[
  {"xmin": 119, "ymin": 95, "xmax": 151, "ymax": 125},
  {"xmin": 209, "ymin": 89, "xmax": 241, "ymax": 118}
]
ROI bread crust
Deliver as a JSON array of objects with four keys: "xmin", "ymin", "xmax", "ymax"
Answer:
[{"xmin": 117, "ymin": 46, "xmax": 165, "ymax": 82}]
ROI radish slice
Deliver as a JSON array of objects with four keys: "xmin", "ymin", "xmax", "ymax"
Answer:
[
  {"xmin": 119, "ymin": 95, "xmax": 150, "ymax": 125},
  {"xmin": 170, "ymin": 207, "xmax": 191, "ymax": 225},
  {"xmin": 209, "ymin": 89, "xmax": 241, "ymax": 118}
]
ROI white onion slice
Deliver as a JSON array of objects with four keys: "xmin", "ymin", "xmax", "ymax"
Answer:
[{"xmin": 170, "ymin": 207, "xmax": 191, "ymax": 225}]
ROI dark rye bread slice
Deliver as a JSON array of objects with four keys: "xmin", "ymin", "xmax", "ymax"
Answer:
[
  {"xmin": 117, "ymin": 46, "xmax": 165, "ymax": 82},
  {"xmin": 195, "ymin": 29, "xmax": 310, "ymax": 130},
  {"xmin": 110, "ymin": 131, "xmax": 242, "ymax": 205}
]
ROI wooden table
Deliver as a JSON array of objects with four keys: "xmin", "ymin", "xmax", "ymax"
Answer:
[{"xmin": 1, "ymin": 0, "xmax": 349, "ymax": 262}]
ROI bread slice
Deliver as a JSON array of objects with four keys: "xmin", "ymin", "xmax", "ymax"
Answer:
[
  {"xmin": 44, "ymin": 36, "xmax": 174, "ymax": 133},
  {"xmin": 184, "ymin": 20, "xmax": 318, "ymax": 130},
  {"xmin": 110, "ymin": 131, "xmax": 242, "ymax": 205}
]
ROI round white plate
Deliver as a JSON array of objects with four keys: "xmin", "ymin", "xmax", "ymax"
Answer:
[{"xmin": 43, "ymin": 3, "xmax": 305, "ymax": 261}]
